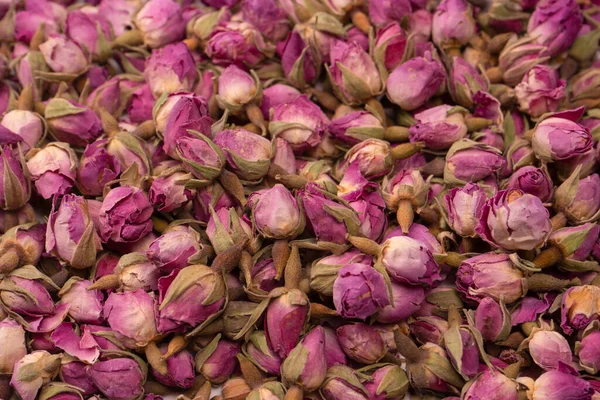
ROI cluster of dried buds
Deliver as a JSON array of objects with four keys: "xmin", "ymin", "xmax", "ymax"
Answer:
[{"xmin": 0, "ymin": 0, "xmax": 599, "ymax": 399}]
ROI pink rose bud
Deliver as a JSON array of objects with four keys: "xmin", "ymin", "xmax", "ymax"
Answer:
[
  {"xmin": 373, "ymin": 22, "xmax": 407, "ymax": 73},
  {"xmin": 98, "ymin": 0, "xmax": 138, "ymax": 37},
  {"xmin": 0, "ymin": 222, "xmax": 46, "ymax": 272},
  {"xmin": 44, "ymin": 99, "xmax": 102, "ymax": 147},
  {"xmin": 197, "ymin": 336, "xmax": 241, "ymax": 384},
  {"xmin": 214, "ymin": 128, "xmax": 272, "ymax": 182},
  {"xmin": 112, "ymin": 253, "xmax": 161, "ymax": 292},
  {"xmin": 242, "ymin": 0, "xmax": 290, "ymax": 42},
  {"xmin": 343, "ymin": 139, "xmax": 396, "ymax": 179},
  {"xmin": 149, "ymin": 163, "xmax": 195, "ymax": 212},
  {"xmin": 409, "ymin": 105, "xmax": 468, "ymax": 150},
  {"xmin": 77, "ymin": 139, "xmax": 121, "ymax": 196},
  {"xmin": 0, "ymin": 318, "xmax": 27, "ymax": 375},
  {"xmin": 27, "ymin": 142, "xmax": 78, "ymax": 200},
  {"xmin": 269, "ymin": 95, "xmax": 328, "ymax": 154},
  {"xmin": 524, "ymin": 329, "xmax": 572, "ymax": 371},
  {"xmin": 555, "ymin": 172, "xmax": 600, "ymax": 224},
  {"xmin": 336, "ymin": 323, "xmax": 386, "ymax": 364},
  {"xmin": 381, "ymin": 236, "xmax": 441, "ymax": 287},
  {"xmin": 462, "ymin": 369, "xmax": 519, "ymax": 400},
  {"xmin": 364, "ymin": 364, "xmax": 409, "ymax": 400},
  {"xmin": 532, "ymin": 370, "xmax": 593, "ymax": 400},
  {"xmin": 503, "ymin": 139, "xmax": 535, "ymax": 177},
  {"xmin": 144, "ymin": 43, "xmax": 198, "ymax": 98},
  {"xmin": 515, "ymin": 65, "xmax": 566, "ymax": 118},
  {"xmin": 157, "ymin": 265, "xmax": 226, "ymax": 332},
  {"xmin": 279, "ymin": 31, "xmax": 318, "ymax": 89},
  {"xmin": 504, "ymin": 166, "xmax": 553, "ymax": 202},
  {"xmin": 527, "ymin": 0, "xmax": 582, "ymax": 57},
  {"xmin": 457, "ymin": 253, "xmax": 526, "ymax": 304},
  {"xmin": 474, "ymin": 298, "xmax": 511, "ymax": 342},
  {"xmin": 0, "ymin": 146, "xmax": 30, "ymax": 210},
  {"xmin": 281, "ymin": 326, "xmax": 328, "ymax": 392},
  {"xmin": 329, "ymin": 111, "xmax": 384, "ymax": 145},
  {"xmin": 265, "ymin": 289, "xmax": 309, "ymax": 358},
  {"xmin": 243, "ymin": 330, "xmax": 283, "ymax": 375},
  {"xmin": 333, "ymin": 263, "xmax": 391, "ymax": 319},
  {"xmin": 57, "ymin": 278, "xmax": 103, "ymax": 324},
  {"xmin": 476, "ymin": 189, "xmax": 552, "ymax": 251},
  {"xmin": 409, "ymin": 316, "xmax": 449, "ymax": 345},
  {"xmin": 549, "ymin": 223, "xmax": 600, "ymax": 262},
  {"xmin": 0, "ymin": 109, "xmax": 44, "ymax": 152},
  {"xmin": 327, "ymin": 41, "xmax": 383, "ymax": 105},
  {"xmin": 65, "ymin": 8, "xmax": 113, "ymax": 60},
  {"xmin": 251, "ymin": 184, "xmax": 304, "ymax": 239},
  {"xmin": 444, "ymin": 139, "xmax": 506, "ymax": 185},
  {"xmin": 10, "ymin": 351, "xmax": 62, "ymax": 400},
  {"xmin": 377, "ymin": 281, "xmax": 426, "ymax": 323},
  {"xmin": 206, "ymin": 207, "xmax": 253, "ymax": 254},
  {"xmin": 323, "ymin": 326, "xmax": 347, "ymax": 367},
  {"xmin": 86, "ymin": 76, "xmax": 142, "ymax": 116},
  {"xmin": 217, "ymin": 65, "xmax": 260, "ymax": 111},
  {"xmin": 432, "ymin": 0, "xmax": 476, "ymax": 50},
  {"xmin": 89, "ymin": 357, "xmax": 145, "ymax": 400},
  {"xmin": 386, "ymin": 52, "xmax": 445, "ymax": 110},
  {"xmin": 310, "ymin": 249, "xmax": 373, "ymax": 297},
  {"xmin": 560, "ymin": 285, "xmax": 600, "ymax": 334},
  {"xmin": 152, "ymin": 344, "xmax": 194, "ymax": 388},
  {"xmin": 511, "ymin": 296, "xmax": 553, "ymax": 325},
  {"xmin": 147, "ymin": 225, "xmax": 211, "ymax": 273},
  {"xmin": 498, "ymin": 36, "xmax": 550, "ymax": 86},
  {"xmin": 135, "ymin": 0, "xmax": 185, "ymax": 48},
  {"xmin": 320, "ymin": 365, "xmax": 370, "ymax": 400},
  {"xmin": 444, "ymin": 182, "xmax": 488, "ymax": 238},
  {"xmin": 50, "ymin": 322, "xmax": 100, "ymax": 364},
  {"xmin": 577, "ymin": 331, "xmax": 600, "ymax": 374},
  {"xmin": 59, "ymin": 361, "xmax": 98, "ymax": 396},
  {"xmin": 0, "ymin": 203, "xmax": 36, "ymax": 234},
  {"xmin": 15, "ymin": 8, "xmax": 62, "ymax": 44},
  {"xmin": 449, "ymin": 56, "xmax": 488, "ymax": 108},
  {"xmin": 162, "ymin": 94, "xmax": 212, "ymax": 159},
  {"xmin": 206, "ymin": 21, "xmax": 275, "ymax": 68},
  {"xmin": 532, "ymin": 111, "xmax": 593, "ymax": 162},
  {"xmin": 128, "ymin": 84, "xmax": 154, "ymax": 123},
  {"xmin": 369, "ymin": 0, "xmax": 411, "ymax": 26},
  {"xmin": 98, "ymin": 185, "xmax": 153, "ymax": 243},
  {"xmin": 104, "ymin": 289, "xmax": 158, "ymax": 348},
  {"xmin": 46, "ymin": 194, "xmax": 102, "ymax": 269},
  {"xmin": 39, "ymin": 35, "xmax": 89, "ymax": 76},
  {"xmin": 82, "ymin": 324, "xmax": 122, "ymax": 351},
  {"xmin": 260, "ymin": 84, "xmax": 301, "ymax": 120}
]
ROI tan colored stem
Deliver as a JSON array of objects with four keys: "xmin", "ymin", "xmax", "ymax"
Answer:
[
  {"xmin": 145, "ymin": 342, "xmax": 168, "ymax": 376},
  {"xmin": 307, "ymin": 88, "xmax": 340, "ymax": 112},
  {"xmin": 485, "ymin": 66, "xmax": 503, "ymax": 84},
  {"xmin": 152, "ymin": 216, "xmax": 169, "ymax": 233},
  {"xmin": 184, "ymin": 36, "xmax": 200, "ymax": 51},
  {"xmin": 351, "ymin": 10, "xmax": 371, "ymax": 34},
  {"xmin": 30, "ymin": 23, "xmax": 45, "ymax": 51},
  {"xmin": 390, "ymin": 142, "xmax": 424, "ymax": 160},
  {"xmin": 443, "ymin": 252, "xmax": 468, "ymax": 268},
  {"xmin": 496, "ymin": 332, "xmax": 526, "ymax": 349},
  {"xmin": 284, "ymin": 245, "xmax": 301, "ymax": 290},
  {"xmin": 551, "ymin": 212, "xmax": 567, "ymax": 231},
  {"xmin": 0, "ymin": 245, "xmax": 21, "ymax": 274},
  {"xmin": 393, "ymin": 330, "xmax": 422, "ymax": 363},
  {"xmin": 503, "ymin": 361, "xmax": 523, "ymax": 379},
  {"xmin": 161, "ymin": 335, "xmax": 187, "ymax": 360},
  {"xmin": 396, "ymin": 199, "xmax": 414, "ymax": 233},
  {"xmin": 17, "ymin": 84, "xmax": 34, "ymax": 111},
  {"xmin": 86, "ymin": 274, "xmax": 120, "ymax": 291},
  {"xmin": 218, "ymin": 169, "xmax": 247, "ymax": 207},
  {"xmin": 527, "ymin": 274, "xmax": 579, "ymax": 292},
  {"xmin": 112, "ymin": 29, "xmax": 143, "ymax": 48},
  {"xmin": 274, "ymin": 173, "xmax": 308, "ymax": 189},
  {"xmin": 212, "ymin": 242, "xmax": 244, "ymax": 275},
  {"xmin": 532, "ymin": 246, "xmax": 562, "ymax": 269},
  {"xmin": 346, "ymin": 235, "xmax": 380, "ymax": 256},
  {"xmin": 284, "ymin": 385, "xmax": 304, "ymax": 400},
  {"xmin": 466, "ymin": 117, "xmax": 493, "ymax": 132},
  {"xmin": 239, "ymin": 250, "xmax": 254, "ymax": 288},
  {"xmin": 310, "ymin": 302, "xmax": 338, "ymax": 318},
  {"xmin": 384, "ymin": 126, "xmax": 410, "ymax": 142},
  {"xmin": 192, "ymin": 381, "xmax": 212, "ymax": 400},
  {"xmin": 98, "ymin": 108, "xmax": 119, "ymax": 137},
  {"xmin": 133, "ymin": 120, "xmax": 156, "ymax": 140},
  {"xmin": 366, "ymin": 98, "xmax": 386, "ymax": 123},
  {"xmin": 246, "ymin": 103, "xmax": 266, "ymax": 135},
  {"xmin": 273, "ymin": 239, "xmax": 291, "ymax": 280},
  {"xmin": 236, "ymin": 354, "xmax": 264, "ymax": 389}
]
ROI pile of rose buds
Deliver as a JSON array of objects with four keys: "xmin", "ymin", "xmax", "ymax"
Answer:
[{"xmin": 0, "ymin": 0, "xmax": 600, "ymax": 399}]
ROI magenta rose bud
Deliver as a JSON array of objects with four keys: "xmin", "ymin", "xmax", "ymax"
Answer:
[
  {"xmin": 44, "ymin": 98, "xmax": 102, "ymax": 147},
  {"xmin": 65, "ymin": 9, "xmax": 112, "ymax": 60},
  {"xmin": 327, "ymin": 40, "xmax": 383, "ymax": 105},
  {"xmin": 515, "ymin": 65, "xmax": 566, "ymax": 118},
  {"xmin": 525, "ymin": 330, "xmax": 572, "ymax": 371},
  {"xmin": 504, "ymin": 166, "xmax": 553, "ymax": 202},
  {"xmin": 242, "ymin": 0, "xmax": 290, "ymax": 42},
  {"xmin": 1, "ymin": 109, "xmax": 44, "ymax": 152},
  {"xmin": 89, "ymin": 357, "xmax": 145, "ymax": 400},
  {"xmin": 265, "ymin": 289, "xmax": 309, "ymax": 358},
  {"xmin": 380, "ymin": 236, "xmax": 441, "ymax": 287},
  {"xmin": 386, "ymin": 52, "xmax": 445, "ymax": 110},
  {"xmin": 280, "ymin": 31, "xmax": 318, "ymax": 88},
  {"xmin": 10, "ymin": 351, "xmax": 62, "ymax": 400},
  {"xmin": 333, "ymin": 263, "xmax": 391, "ymax": 319},
  {"xmin": 409, "ymin": 105, "xmax": 467, "ymax": 150},
  {"xmin": 39, "ymin": 35, "xmax": 88, "ymax": 76},
  {"xmin": 377, "ymin": 281, "xmax": 426, "ymax": 323},
  {"xmin": 151, "ymin": 344, "xmax": 194, "ymax": 388},
  {"xmin": 320, "ymin": 365, "xmax": 370, "ymax": 400},
  {"xmin": 148, "ymin": 164, "xmax": 194, "ymax": 212},
  {"xmin": 449, "ymin": 56, "xmax": 488, "ymax": 108},
  {"xmin": 336, "ymin": 323, "xmax": 386, "ymax": 364},
  {"xmin": 462, "ymin": 369, "xmax": 519, "ymax": 400},
  {"xmin": 60, "ymin": 361, "xmax": 98, "ymax": 396},
  {"xmin": 578, "ymin": 331, "xmax": 600, "ymax": 374},
  {"xmin": 527, "ymin": 0, "xmax": 582, "ymax": 57},
  {"xmin": 532, "ymin": 111, "xmax": 593, "ymax": 162},
  {"xmin": 369, "ymin": 0, "xmax": 411, "ymax": 26},
  {"xmin": 560, "ymin": 285, "xmax": 600, "ymax": 335},
  {"xmin": 260, "ymin": 84, "xmax": 301, "ymax": 119},
  {"xmin": 555, "ymin": 172, "xmax": 600, "ymax": 224},
  {"xmin": 409, "ymin": 316, "xmax": 449, "ymax": 345},
  {"xmin": 214, "ymin": 128, "xmax": 272, "ymax": 182},
  {"xmin": 251, "ymin": 184, "xmax": 303, "ymax": 239},
  {"xmin": 364, "ymin": 364, "xmax": 409, "ymax": 400},
  {"xmin": 135, "ymin": 0, "xmax": 185, "ymax": 48},
  {"xmin": 498, "ymin": 37, "xmax": 551, "ymax": 86},
  {"xmin": 329, "ymin": 110, "xmax": 384, "ymax": 145},
  {"xmin": 147, "ymin": 226, "xmax": 210, "ymax": 273},
  {"xmin": 46, "ymin": 194, "xmax": 101, "ymax": 269},
  {"xmin": 57, "ymin": 278, "xmax": 103, "ymax": 324},
  {"xmin": 444, "ymin": 139, "xmax": 506, "ymax": 185},
  {"xmin": 0, "ymin": 318, "xmax": 27, "ymax": 375},
  {"xmin": 162, "ymin": 95, "xmax": 212, "ymax": 159},
  {"xmin": 128, "ymin": 84, "xmax": 154, "ymax": 123},
  {"xmin": 432, "ymin": 0, "xmax": 476, "ymax": 50},
  {"xmin": 27, "ymin": 142, "xmax": 78, "ymax": 200},
  {"xmin": 532, "ymin": 370, "xmax": 593, "ymax": 400},
  {"xmin": 77, "ymin": 140, "xmax": 121, "ymax": 196},
  {"xmin": 145, "ymin": 43, "xmax": 198, "ymax": 98},
  {"xmin": 323, "ymin": 327, "xmax": 347, "ymax": 368},
  {"xmin": 0, "ymin": 146, "xmax": 30, "ymax": 210},
  {"xmin": 197, "ymin": 337, "xmax": 240, "ymax": 384},
  {"xmin": 549, "ymin": 223, "xmax": 600, "ymax": 262},
  {"xmin": 373, "ymin": 22, "xmax": 407, "ymax": 73},
  {"xmin": 243, "ymin": 331, "xmax": 283, "ymax": 375},
  {"xmin": 104, "ymin": 289, "xmax": 158, "ymax": 348},
  {"xmin": 216, "ymin": 65, "xmax": 260, "ymax": 112},
  {"xmin": 15, "ymin": 9, "xmax": 62, "ymax": 44},
  {"xmin": 98, "ymin": 0, "xmax": 138, "ymax": 37},
  {"xmin": 99, "ymin": 186, "xmax": 153, "ymax": 244},
  {"xmin": 281, "ymin": 326, "xmax": 328, "ymax": 392},
  {"xmin": 476, "ymin": 189, "xmax": 552, "ymax": 251},
  {"xmin": 474, "ymin": 298, "xmax": 510, "ymax": 342},
  {"xmin": 206, "ymin": 21, "xmax": 274, "ymax": 68},
  {"xmin": 456, "ymin": 253, "xmax": 526, "ymax": 304},
  {"xmin": 444, "ymin": 182, "xmax": 488, "ymax": 238},
  {"xmin": 269, "ymin": 94, "xmax": 328, "ymax": 154}
]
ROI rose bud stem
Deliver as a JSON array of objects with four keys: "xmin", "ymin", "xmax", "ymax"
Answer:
[
  {"xmin": 212, "ymin": 242, "xmax": 245, "ymax": 275},
  {"xmin": 503, "ymin": 361, "xmax": 523, "ymax": 379},
  {"xmin": 273, "ymin": 239, "xmax": 291, "ymax": 280},
  {"xmin": 520, "ymin": 322, "xmax": 537, "ymax": 337},
  {"xmin": 465, "ymin": 117, "xmax": 493, "ymax": 132},
  {"xmin": 86, "ymin": 274, "xmax": 120, "ymax": 290},
  {"xmin": 447, "ymin": 304, "xmax": 462, "ymax": 327},
  {"xmin": 184, "ymin": 36, "xmax": 200, "ymax": 51},
  {"xmin": 487, "ymin": 33, "xmax": 514, "ymax": 54},
  {"xmin": 239, "ymin": 250, "xmax": 254, "ymax": 288},
  {"xmin": 496, "ymin": 332, "xmax": 526, "ymax": 349},
  {"xmin": 98, "ymin": 108, "xmax": 120, "ymax": 137},
  {"xmin": 191, "ymin": 381, "xmax": 212, "ymax": 400},
  {"xmin": 236, "ymin": 354, "xmax": 264, "ymax": 389},
  {"xmin": 438, "ymin": 252, "xmax": 468, "ymax": 268},
  {"xmin": 111, "ymin": 29, "xmax": 144, "ymax": 48},
  {"xmin": 30, "ymin": 23, "xmax": 46, "ymax": 51},
  {"xmin": 144, "ymin": 381, "xmax": 171, "ymax": 396},
  {"xmin": 310, "ymin": 302, "xmax": 337, "ymax": 318},
  {"xmin": 397, "ymin": 198, "xmax": 414, "ymax": 233},
  {"xmin": 16, "ymin": 84, "xmax": 34, "ymax": 111},
  {"xmin": 485, "ymin": 66, "xmax": 503, "ymax": 83},
  {"xmin": 161, "ymin": 335, "xmax": 188, "ymax": 360},
  {"xmin": 34, "ymin": 101, "xmax": 46, "ymax": 115},
  {"xmin": 307, "ymin": 88, "xmax": 341, "ymax": 112},
  {"xmin": 366, "ymin": 98, "xmax": 386, "ymax": 123},
  {"xmin": 591, "ymin": 274, "xmax": 600, "ymax": 287},
  {"xmin": 219, "ymin": 170, "xmax": 247, "ymax": 206},
  {"xmin": 381, "ymin": 351, "xmax": 403, "ymax": 366},
  {"xmin": 351, "ymin": 10, "xmax": 371, "ymax": 34},
  {"xmin": 532, "ymin": 246, "xmax": 562, "ymax": 269},
  {"xmin": 284, "ymin": 385, "xmax": 304, "ymax": 400},
  {"xmin": 243, "ymin": 123, "xmax": 262, "ymax": 135},
  {"xmin": 0, "ymin": 242, "xmax": 23, "ymax": 274},
  {"xmin": 246, "ymin": 103, "xmax": 267, "ymax": 136},
  {"xmin": 393, "ymin": 330, "xmax": 424, "ymax": 363},
  {"xmin": 346, "ymin": 235, "xmax": 380, "ymax": 256},
  {"xmin": 274, "ymin": 173, "xmax": 308, "ymax": 189},
  {"xmin": 390, "ymin": 142, "xmax": 425, "ymax": 160},
  {"xmin": 527, "ymin": 274, "xmax": 580, "ymax": 292},
  {"xmin": 551, "ymin": 212, "xmax": 567, "ymax": 231},
  {"xmin": 145, "ymin": 342, "xmax": 169, "ymax": 376},
  {"xmin": 284, "ymin": 245, "xmax": 302, "ymax": 290},
  {"xmin": 384, "ymin": 126, "xmax": 410, "ymax": 142},
  {"xmin": 445, "ymin": 47, "xmax": 462, "ymax": 58},
  {"xmin": 152, "ymin": 216, "xmax": 170, "ymax": 233},
  {"xmin": 133, "ymin": 120, "xmax": 156, "ymax": 140}
]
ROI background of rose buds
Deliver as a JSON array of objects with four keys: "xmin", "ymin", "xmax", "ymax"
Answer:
[{"xmin": 0, "ymin": 0, "xmax": 599, "ymax": 399}]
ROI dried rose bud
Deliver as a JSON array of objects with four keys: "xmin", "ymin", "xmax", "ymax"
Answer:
[
  {"xmin": 135, "ymin": 0, "xmax": 185, "ymax": 48},
  {"xmin": 162, "ymin": 96, "xmax": 213, "ymax": 160},
  {"xmin": 214, "ymin": 128, "xmax": 271, "ymax": 182},
  {"xmin": 250, "ymin": 257, "xmax": 280, "ymax": 293},
  {"xmin": 155, "ymin": 92, "xmax": 208, "ymax": 136},
  {"xmin": 145, "ymin": 43, "xmax": 198, "ymax": 98},
  {"xmin": 57, "ymin": 278, "xmax": 103, "ymax": 324},
  {"xmin": 150, "ymin": 344, "xmax": 194, "ymax": 388},
  {"xmin": 409, "ymin": 316, "xmax": 449, "ymax": 345},
  {"xmin": 247, "ymin": 381, "xmax": 286, "ymax": 400},
  {"xmin": 196, "ymin": 335, "xmax": 240, "ymax": 384},
  {"xmin": 381, "ymin": 236, "xmax": 441, "ymax": 287},
  {"xmin": 99, "ymin": 186, "xmax": 153, "ymax": 244},
  {"xmin": 65, "ymin": 8, "xmax": 112, "ymax": 60},
  {"xmin": 148, "ymin": 163, "xmax": 194, "ymax": 212},
  {"xmin": 110, "ymin": 252, "xmax": 160, "ymax": 292},
  {"xmin": 1, "ymin": 109, "xmax": 44, "ymax": 152},
  {"xmin": 15, "ymin": 6, "xmax": 63, "ymax": 44},
  {"xmin": 443, "ymin": 182, "xmax": 488, "ymax": 238},
  {"xmin": 549, "ymin": 223, "xmax": 600, "ymax": 264},
  {"xmin": 59, "ymin": 361, "xmax": 97, "ymax": 396},
  {"xmin": 46, "ymin": 194, "xmax": 101, "ymax": 269},
  {"xmin": 272, "ymin": 137, "xmax": 297, "ymax": 175},
  {"xmin": 504, "ymin": 166, "xmax": 553, "ymax": 203},
  {"xmin": 98, "ymin": 0, "xmax": 138, "ymax": 37},
  {"xmin": 39, "ymin": 35, "xmax": 89, "ymax": 76},
  {"xmin": 280, "ymin": 31, "xmax": 318, "ymax": 89},
  {"xmin": 157, "ymin": 264, "xmax": 226, "ymax": 332},
  {"xmin": 77, "ymin": 139, "xmax": 121, "ymax": 196},
  {"xmin": 147, "ymin": 225, "xmax": 210, "ymax": 273},
  {"xmin": 320, "ymin": 326, "xmax": 347, "ymax": 368},
  {"xmin": 476, "ymin": 189, "xmax": 551, "ymax": 251},
  {"xmin": 89, "ymin": 357, "xmax": 145, "ymax": 400},
  {"xmin": 554, "ymin": 171, "xmax": 600, "ymax": 224},
  {"xmin": 369, "ymin": 0, "xmax": 411, "ymax": 26},
  {"xmin": 0, "ymin": 222, "xmax": 45, "ymax": 273},
  {"xmin": 527, "ymin": 0, "xmax": 582, "ymax": 57},
  {"xmin": 242, "ymin": 0, "xmax": 289, "ymax": 42},
  {"xmin": 514, "ymin": 65, "xmax": 565, "ymax": 118},
  {"xmin": 243, "ymin": 330, "xmax": 283, "ymax": 375},
  {"xmin": 377, "ymin": 281, "xmax": 426, "ymax": 323},
  {"xmin": 0, "ymin": 318, "xmax": 27, "ymax": 375},
  {"xmin": 532, "ymin": 111, "xmax": 593, "ymax": 163},
  {"xmin": 522, "ymin": 328, "xmax": 572, "ymax": 371},
  {"xmin": 444, "ymin": 139, "xmax": 505, "ymax": 185},
  {"xmin": 386, "ymin": 52, "xmax": 445, "ymax": 110},
  {"xmin": 206, "ymin": 207, "xmax": 253, "ymax": 254},
  {"xmin": 281, "ymin": 326, "xmax": 328, "ymax": 392},
  {"xmin": 577, "ymin": 330, "xmax": 600, "ymax": 374},
  {"xmin": 449, "ymin": 56, "xmax": 488, "ymax": 108},
  {"xmin": 498, "ymin": 36, "xmax": 550, "ymax": 87},
  {"xmin": 532, "ymin": 370, "xmax": 593, "ymax": 400},
  {"xmin": 461, "ymin": 369, "xmax": 519, "ymax": 400},
  {"xmin": 310, "ymin": 249, "xmax": 372, "ymax": 297},
  {"xmin": 432, "ymin": 0, "xmax": 476, "ymax": 50},
  {"xmin": 561, "ymin": 285, "xmax": 600, "ymax": 334},
  {"xmin": 251, "ymin": 184, "xmax": 304, "ymax": 239},
  {"xmin": 269, "ymin": 95, "xmax": 328, "ymax": 154},
  {"xmin": 260, "ymin": 84, "xmax": 300, "ymax": 119},
  {"xmin": 328, "ymin": 111, "xmax": 384, "ymax": 145},
  {"xmin": 409, "ymin": 105, "xmax": 468, "ymax": 150},
  {"xmin": 86, "ymin": 76, "xmax": 141, "ymax": 116},
  {"xmin": 327, "ymin": 41, "xmax": 383, "ymax": 105},
  {"xmin": 27, "ymin": 143, "xmax": 78, "ymax": 200},
  {"xmin": 320, "ymin": 365, "xmax": 370, "ymax": 399},
  {"xmin": 206, "ymin": 21, "xmax": 275, "ymax": 68},
  {"xmin": 104, "ymin": 289, "xmax": 158, "ymax": 348},
  {"xmin": 341, "ymin": 139, "xmax": 396, "ymax": 179},
  {"xmin": 333, "ymin": 263, "xmax": 391, "ymax": 319},
  {"xmin": 49, "ymin": 322, "xmax": 100, "ymax": 364},
  {"xmin": 474, "ymin": 298, "xmax": 511, "ymax": 342},
  {"xmin": 0, "ymin": 146, "xmax": 30, "ymax": 210},
  {"xmin": 44, "ymin": 99, "xmax": 102, "ymax": 148},
  {"xmin": 265, "ymin": 289, "xmax": 309, "ymax": 358},
  {"xmin": 128, "ymin": 84, "xmax": 154, "ymax": 123},
  {"xmin": 216, "ymin": 65, "xmax": 260, "ymax": 113},
  {"xmin": 373, "ymin": 22, "xmax": 407, "ymax": 73},
  {"xmin": 336, "ymin": 323, "xmax": 386, "ymax": 364},
  {"xmin": 10, "ymin": 351, "xmax": 62, "ymax": 400},
  {"xmin": 363, "ymin": 364, "xmax": 409, "ymax": 400}
]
